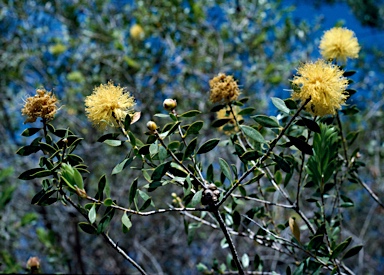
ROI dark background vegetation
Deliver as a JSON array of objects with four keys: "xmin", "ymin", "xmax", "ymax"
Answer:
[{"xmin": 1, "ymin": 0, "xmax": 383, "ymax": 274}]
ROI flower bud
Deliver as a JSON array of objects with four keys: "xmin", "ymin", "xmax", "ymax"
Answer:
[
  {"xmin": 147, "ymin": 121, "xmax": 158, "ymax": 131},
  {"xmin": 75, "ymin": 186, "xmax": 87, "ymax": 198},
  {"xmin": 130, "ymin": 24, "xmax": 144, "ymax": 40},
  {"xmin": 26, "ymin": 256, "xmax": 41, "ymax": 271},
  {"xmin": 163, "ymin": 99, "xmax": 177, "ymax": 111}
]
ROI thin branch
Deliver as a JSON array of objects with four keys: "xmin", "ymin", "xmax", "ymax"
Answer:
[
  {"xmin": 154, "ymin": 130, "xmax": 207, "ymax": 189},
  {"xmin": 85, "ymin": 195, "xmax": 207, "ymax": 215},
  {"xmin": 336, "ymin": 112, "xmax": 349, "ymax": 167},
  {"xmin": 231, "ymin": 194, "xmax": 294, "ymax": 208},
  {"xmin": 213, "ymin": 209, "xmax": 245, "ymax": 275},
  {"xmin": 354, "ymin": 172, "xmax": 384, "ymax": 209},
  {"xmin": 216, "ymin": 98, "xmax": 311, "ymax": 208},
  {"xmin": 61, "ymin": 191, "xmax": 148, "ymax": 275}
]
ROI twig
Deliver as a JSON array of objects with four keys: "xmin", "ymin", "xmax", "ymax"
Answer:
[
  {"xmin": 61, "ymin": 191, "xmax": 148, "ymax": 275},
  {"xmin": 213, "ymin": 209, "xmax": 245, "ymax": 275},
  {"xmin": 216, "ymin": 98, "xmax": 311, "ymax": 208},
  {"xmin": 336, "ymin": 112, "xmax": 349, "ymax": 167},
  {"xmin": 354, "ymin": 172, "xmax": 384, "ymax": 209},
  {"xmin": 85, "ymin": 195, "xmax": 207, "ymax": 215},
  {"xmin": 154, "ymin": 130, "xmax": 207, "ymax": 189}
]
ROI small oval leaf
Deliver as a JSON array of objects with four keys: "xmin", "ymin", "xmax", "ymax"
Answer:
[{"xmin": 197, "ymin": 138, "xmax": 220, "ymax": 154}]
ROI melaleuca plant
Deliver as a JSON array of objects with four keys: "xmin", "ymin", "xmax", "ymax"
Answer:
[{"xmin": 18, "ymin": 27, "xmax": 380, "ymax": 275}]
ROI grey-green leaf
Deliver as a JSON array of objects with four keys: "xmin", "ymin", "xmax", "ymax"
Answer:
[
  {"xmin": 271, "ymin": 97, "xmax": 290, "ymax": 114},
  {"xmin": 219, "ymin": 158, "xmax": 232, "ymax": 182},
  {"xmin": 252, "ymin": 115, "xmax": 280, "ymax": 128},
  {"xmin": 121, "ymin": 212, "xmax": 132, "ymax": 230},
  {"xmin": 88, "ymin": 204, "xmax": 96, "ymax": 224},
  {"xmin": 240, "ymin": 125, "xmax": 265, "ymax": 143}
]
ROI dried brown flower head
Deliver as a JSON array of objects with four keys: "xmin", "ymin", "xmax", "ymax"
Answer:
[
  {"xmin": 21, "ymin": 88, "xmax": 59, "ymax": 123},
  {"xmin": 209, "ymin": 73, "xmax": 240, "ymax": 103}
]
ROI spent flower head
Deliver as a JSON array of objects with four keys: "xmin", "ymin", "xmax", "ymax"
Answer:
[
  {"xmin": 85, "ymin": 81, "xmax": 136, "ymax": 130},
  {"xmin": 21, "ymin": 88, "xmax": 59, "ymax": 123},
  {"xmin": 291, "ymin": 59, "xmax": 348, "ymax": 116},
  {"xmin": 319, "ymin": 27, "xmax": 360, "ymax": 63},
  {"xmin": 209, "ymin": 73, "xmax": 240, "ymax": 103}
]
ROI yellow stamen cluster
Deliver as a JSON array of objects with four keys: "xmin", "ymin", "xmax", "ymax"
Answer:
[
  {"xmin": 319, "ymin": 27, "xmax": 360, "ymax": 63},
  {"xmin": 209, "ymin": 73, "xmax": 240, "ymax": 103},
  {"xmin": 291, "ymin": 59, "xmax": 348, "ymax": 117},
  {"xmin": 85, "ymin": 81, "xmax": 136, "ymax": 130},
  {"xmin": 21, "ymin": 88, "xmax": 59, "ymax": 123}
]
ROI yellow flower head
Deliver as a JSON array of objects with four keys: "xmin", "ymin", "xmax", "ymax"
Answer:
[
  {"xmin": 21, "ymin": 88, "xmax": 59, "ymax": 123},
  {"xmin": 216, "ymin": 106, "xmax": 242, "ymax": 135},
  {"xmin": 85, "ymin": 81, "xmax": 136, "ymax": 130},
  {"xmin": 209, "ymin": 73, "xmax": 240, "ymax": 103},
  {"xmin": 319, "ymin": 27, "xmax": 360, "ymax": 63},
  {"xmin": 291, "ymin": 60, "xmax": 348, "ymax": 117},
  {"xmin": 130, "ymin": 24, "xmax": 145, "ymax": 40}
]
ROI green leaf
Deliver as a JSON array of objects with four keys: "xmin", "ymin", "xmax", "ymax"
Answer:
[
  {"xmin": 18, "ymin": 168, "xmax": 46, "ymax": 180},
  {"xmin": 298, "ymin": 118, "xmax": 321, "ymax": 133},
  {"xmin": 252, "ymin": 115, "xmax": 280, "ymax": 128},
  {"xmin": 273, "ymin": 154, "xmax": 291, "ymax": 173},
  {"xmin": 240, "ymin": 150, "xmax": 261, "ymax": 162},
  {"xmin": 211, "ymin": 118, "xmax": 232, "ymax": 128},
  {"xmin": 78, "ymin": 222, "xmax": 97, "ymax": 234},
  {"xmin": 123, "ymin": 114, "xmax": 131, "ymax": 131},
  {"xmin": 73, "ymin": 167, "xmax": 83, "ymax": 189},
  {"xmin": 238, "ymin": 107, "xmax": 256, "ymax": 115},
  {"xmin": 16, "ymin": 145, "xmax": 40, "ymax": 156},
  {"xmin": 343, "ymin": 70, "xmax": 356, "ymax": 77},
  {"xmin": 179, "ymin": 110, "xmax": 201, "ymax": 117},
  {"xmin": 88, "ymin": 204, "xmax": 97, "ymax": 224},
  {"xmin": 121, "ymin": 212, "xmax": 132, "ymax": 230},
  {"xmin": 184, "ymin": 137, "xmax": 197, "ymax": 160},
  {"xmin": 184, "ymin": 121, "xmax": 204, "ymax": 137},
  {"xmin": 241, "ymin": 254, "xmax": 250, "ymax": 269},
  {"xmin": 151, "ymin": 161, "xmax": 171, "ymax": 181},
  {"xmin": 21, "ymin": 127, "xmax": 41, "ymax": 137},
  {"xmin": 191, "ymin": 189, "xmax": 203, "ymax": 207},
  {"xmin": 210, "ymin": 104, "xmax": 226, "ymax": 112},
  {"xmin": 197, "ymin": 138, "xmax": 220, "ymax": 154},
  {"xmin": 342, "ymin": 245, "xmax": 363, "ymax": 259},
  {"xmin": 103, "ymin": 198, "xmax": 113, "ymax": 206},
  {"xmin": 96, "ymin": 175, "xmax": 107, "ymax": 201},
  {"xmin": 154, "ymin": 113, "xmax": 170, "ymax": 118},
  {"xmin": 240, "ymin": 125, "xmax": 265, "ymax": 143},
  {"xmin": 331, "ymin": 237, "xmax": 352, "ymax": 259},
  {"xmin": 341, "ymin": 105, "xmax": 359, "ymax": 116},
  {"xmin": 103, "ymin": 140, "xmax": 124, "ymax": 147},
  {"xmin": 284, "ymin": 99, "xmax": 297, "ymax": 109},
  {"xmin": 271, "ymin": 97, "xmax": 290, "ymax": 114},
  {"xmin": 287, "ymin": 136, "xmax": 313, "ymax": 155},
  {"xmin": 112, "ymin": 157, "xmax": 133, "ymax": 175},
  {"xmin": 219, "ymin": 158, "xmax": 232, "ymax": 182},
  {"xmin": 164, "ymin": 121, "xmax": 181, "ymax": 138},
  {"xmin": 97, "ymin": 133, "xmax": 120, "ymax": 142},
  {"xmin": 129, "ymin": 178, "xmax": 138, "ymax": 205}
]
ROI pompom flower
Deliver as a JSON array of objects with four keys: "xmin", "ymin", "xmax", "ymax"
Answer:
[
  {"xmin": 209, "ymin": 73, "xmax": 240, "ymax": 103},
  {"xmin": 21, "ymin": 88, "xmax": 59, "ymax": 123},
  {"xmin": 130, "ymin": 24, "xmax": 145, "ymax": 40},
  {"xmin": 85, "ymin": 81, "xmax": 136, "ymax": 130},
  {"xmin": 319, "ymin": 27, "xmax": 360, "ymax": 63},
  {"xmin": 291, "ymin": 59, "xmax": 348, "ymax": 117},
  {"xmin": 216, "ymin": 106, "xmax": 243, "ymax": 135}
]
